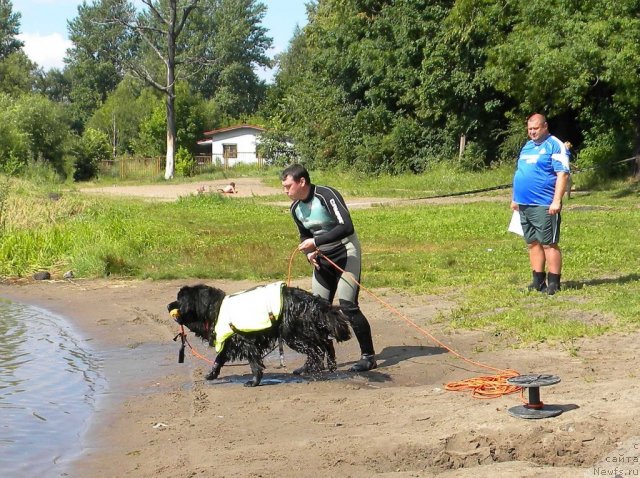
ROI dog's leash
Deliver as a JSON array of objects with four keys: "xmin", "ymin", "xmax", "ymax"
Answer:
[
  {"xmin": 311, "ymin": 250, "xmax": 522, "ymax": 399},
  {"xmin": 173, "ymin": 323, "xmax": 216, "ymax": 365},
  {"xmin": 173, "ymin": 326, "xmax": 187, "ymax": 363},
  {"xmin": 171, "ymin": 312, "xmax": 283, "ymax": 366}
]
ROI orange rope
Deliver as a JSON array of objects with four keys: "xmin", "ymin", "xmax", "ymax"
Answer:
[
  {"xmin": 175, "ymin": 246, "xmax": 523, "ymax": 399},
  {"xmin": 307, "ymin": 250, "xmax": 522, "ymax": 399},
  {"xmin": 180, "ymin": 325, "xmax": 215, "ymax": 364},
  {"xmin": 174, "ymin": 248, "xmax": 302, "ymax": 366}
]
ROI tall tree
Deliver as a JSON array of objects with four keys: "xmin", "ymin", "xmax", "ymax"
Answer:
[
  {"xmin": 65, "ymin": 0, "xmax": 135, "ymax": 130},
  {"xmin": 0, "ymin": 0, "xmax": 22, "ymax": 60},
  {"xmin": 103, "ymin": 0, "xmax": 272, "ymax": 179},
  {"xmin": 105, "ymin": 0, "xmax": 201, "ymax": 179},
  {"xmin": 0, "ymin": 50, "xmax": 38, "ymax": 95},
  {"xmin": 185, "ymin": 0, "xmax": 272, "ymax": 112}
]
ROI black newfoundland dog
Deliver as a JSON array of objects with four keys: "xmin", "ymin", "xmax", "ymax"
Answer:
[{"xmin": 167, "ymin": 283, "xmax": 351, "ymax": 386}]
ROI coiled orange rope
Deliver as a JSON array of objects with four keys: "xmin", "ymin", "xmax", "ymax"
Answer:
[{"xmin": 291, "ymin": 248, "xmax": 522, "ymax": 399}]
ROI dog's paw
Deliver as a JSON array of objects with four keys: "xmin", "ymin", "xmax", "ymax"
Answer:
[
  {"xmin": 327, "ymin": 359, "xmax": 337, "ymax": 373},
  {"xmin": 244, "ymin": 380, "xmax": 260, "ymax": 387},
  {"xmin": 205, "ymin": 369, "xmax": 220, "ymax": 381}
]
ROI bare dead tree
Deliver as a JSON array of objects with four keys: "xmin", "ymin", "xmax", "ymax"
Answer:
[{"xmin": 108, "ymin": 0, "xmax": 200, "ymax": 179}]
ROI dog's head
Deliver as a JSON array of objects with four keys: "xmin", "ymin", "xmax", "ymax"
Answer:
[{"xmin": 167, "ymin": 284, "xmax": 226, "ymax": 340}]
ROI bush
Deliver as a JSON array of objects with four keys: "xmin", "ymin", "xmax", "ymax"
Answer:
[
  {"xmin": 174, "ymin": 147, "xmax": 195, "ymax": 177},
  {"xmin": 73, "ymin": 128, "xmax": 112, "ymax": 181},
  {"xmin": 458, "ymin": 142, "xmax": 487, "ymax": 171}
]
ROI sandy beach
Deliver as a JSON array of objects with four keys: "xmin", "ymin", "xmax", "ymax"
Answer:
[{"xmin": 1, "ymin": 277, "xmax": 638, "ymax": 477}]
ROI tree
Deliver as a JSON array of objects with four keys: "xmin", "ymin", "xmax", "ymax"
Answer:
[
  {"xmin": 0, "ymin": 0, "xmax": 22, "ymax": 60},
  {"xmin": 0, "ymin": 93, "xmax": 71, "ymax": 175},
  {"xmin": 73, "ymin": 127, "xmax": 112, "ymax": 180},
  {"xmin": 87, "ymin": 77, "xmax": 160, "ymax": 156},
  {"xmin": 100, "ymin": 0, "xmax": 273, "ymax": 179},
  {"xmin": 185, "ymin": 0, "xmax": 272, "ymax": 112},
  {"xmin": 34, "ymin": 68, "xmax": 72, "ymax": 103},
  {"xmin": 103, "ymin": 0, "xmax": 202, "ymax": 179},
  {"xmin": 65, "ymin": 0, "xmax": 135, "ymax": 130},
  {"xmin": 0, "ymin": 93, "xmax": 29, "ymax": 174},
  {"xmin": 129, "ymin": 82, "xmax": 206, "ymax": 157},
  {"xmin": 0, "ymin": 50, "xmax": 38, "ymax": 95}
]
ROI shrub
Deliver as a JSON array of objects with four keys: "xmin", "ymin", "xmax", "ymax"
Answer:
[
  {"xmin": 174, "ymin": 147, "xmax": 195, "ymax": 177},
  {"xmin": 73, "ymin": 128, "xmax": 112, "ymax": 181}
]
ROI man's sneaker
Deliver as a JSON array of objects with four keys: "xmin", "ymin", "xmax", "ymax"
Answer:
[
  {"xmin": 349, "ymin": 354, "xmax": 377, "ymax": 372},
  {"xmin": 527, "ymin": 271, "xmax": 547, "ymax": 292},
  {"xmin": 546, "ymin": 282, "xmax": 560, "ymax": 295},
  {"xmin": 547, "ymin": 273, "xmax": 561, "ymax": 295}
]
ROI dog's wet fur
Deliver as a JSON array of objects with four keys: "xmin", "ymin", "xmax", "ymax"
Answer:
[{"xmin": 168, "ymin": 284, "xmax": 351, "ymax": 386}]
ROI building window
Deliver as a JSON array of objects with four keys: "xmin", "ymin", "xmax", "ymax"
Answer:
[{"xmin": 223, "ymin": 144, "xmax": 237, "ymax": 159}]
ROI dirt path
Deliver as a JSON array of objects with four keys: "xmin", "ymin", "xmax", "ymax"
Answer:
[
  {"xmin": 79, "ymin": 177, "xmax": 512, "ymax": 208},
  {"xmin": 80, "ymin": 177, "xmax": 283, "ymax": 201}
]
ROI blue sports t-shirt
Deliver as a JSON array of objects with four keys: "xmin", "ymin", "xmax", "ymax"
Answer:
[{"xmin": 513, "ymin": 134, "xmax": 570, "ymax": 206}]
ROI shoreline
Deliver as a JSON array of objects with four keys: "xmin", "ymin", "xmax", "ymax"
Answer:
[
  {"xmin": 0, "ymin": 278, "xmax": 202, "ymax": 477},
  {"xmin": 1, "ymin": 278, "xmax": 637, "ymax": 477}
]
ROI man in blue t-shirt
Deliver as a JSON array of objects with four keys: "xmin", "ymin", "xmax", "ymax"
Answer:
[{"xmin": 511, "ymin": 113, "xmax": 570, "ymax": 295}]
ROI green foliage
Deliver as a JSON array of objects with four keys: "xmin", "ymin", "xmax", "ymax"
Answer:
[
  {"xmin": 0, "ymin": 93, "xmax": 70, "ymax": 176},
  {"xmin": 130, "ymin": 82, "xmax": 206, "ymax": 157},
  {"xmin": 264, "ymin": 0, "xmax": 640, "ymax": 177},
  {"xmin": 0, "ymin": 93, "xmax": 29, "ymax": 173},
  {"xmin": 174, "ymin": 147, "xmax": 195, "ymax": 177},
  {"xmin": 458, "ymin": 142, "xmax": 487, "ymax": 172},
  {"xmin": 0, "ymin": 175, "xmax": 9, "ymax": 234},
  {"xmin": 257, "ymin": 128, "xmax": 299, "ymax": 167},
  {"xmin": 13, "ymin": 94, "xmax": 71, "ymax": 174},
  {"xmin": 73, "ymin": 128, "xmax": 112, "ymax": 181},
  {"xmin": 132, "ymin": 105, "xmax": 165, "ymax": 157},
  {"xmin": 185, "ymin": 0, "xmax": 272, "ymax": 111},
  {"xmin": 0, "ymin": 51, "xmax": 38, "ymax": 95},
  {"xmin": 88, "ymin": 78, "xmax": 160, "ymax": 155},
  {"xmin": 64, "ymin": 0, "xmax": 135, "ymax": 128},
  {"xmin": 1, "ymin": 170, "xmax": 639, "ymax": 343},
  {"xmin": 0, "ymin": 0, "xmax": 23, "ymax": 60}
]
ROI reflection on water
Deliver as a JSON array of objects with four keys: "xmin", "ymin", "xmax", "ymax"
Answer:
[{"xmin": 0, "ymin": 300, "xmax": 104, "ymax": 477}]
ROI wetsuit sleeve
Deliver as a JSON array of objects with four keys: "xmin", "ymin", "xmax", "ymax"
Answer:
[{"xmin": 313, "ymin": 186, "xmax": 355, "ymax": 247}]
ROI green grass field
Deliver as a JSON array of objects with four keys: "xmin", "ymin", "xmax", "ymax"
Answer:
[{"xmin": 1, "ymin": 166, "xmax": 638, "ymax": 343}]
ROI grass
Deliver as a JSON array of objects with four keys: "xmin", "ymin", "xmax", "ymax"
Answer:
[{"xmin": 1, "ymin": 166, "xmax": 638, "ymax": 344}]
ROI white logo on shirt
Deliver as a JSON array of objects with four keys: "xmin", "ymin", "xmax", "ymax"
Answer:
[{"xmin": 329, "ymin": 198, "xmax": 344, "ymax": 224}]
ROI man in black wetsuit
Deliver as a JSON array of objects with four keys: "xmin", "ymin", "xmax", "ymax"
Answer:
[{"xmin": 281, "ymin": 164, "xmax": 377, "ymax": 373}]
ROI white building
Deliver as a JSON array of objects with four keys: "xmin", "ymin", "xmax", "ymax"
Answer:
[{"xmin": 197, "ymin": 124, "xmax": 265, "ymax": 167}]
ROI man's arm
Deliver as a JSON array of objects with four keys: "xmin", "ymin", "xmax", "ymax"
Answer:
[
  {"xmin": 313, "ymin": 186, "xmax": 355, "ymax": 246},
  {"xmin": 549, "ymin": 172, "xmax": 568, "ymax": 215}
]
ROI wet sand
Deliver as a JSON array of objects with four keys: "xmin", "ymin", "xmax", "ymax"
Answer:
[{"xmin": 1, "ymin": 277, "xmax": 638, "ymax": 477}]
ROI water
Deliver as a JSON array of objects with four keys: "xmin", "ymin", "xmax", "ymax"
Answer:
[{"xmin": 0, "ymin": 300, "xmax": 105, "ymax": 477}]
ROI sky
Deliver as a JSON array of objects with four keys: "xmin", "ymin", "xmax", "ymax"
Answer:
[{"xmin": 12, "ymin": 0, "xmax": 308, "ymax": 81}]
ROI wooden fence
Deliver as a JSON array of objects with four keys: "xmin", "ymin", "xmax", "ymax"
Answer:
[
  {"xmin": 99, "ymin": 154, "xmax": 266, "ymax": 179},
  {"xmin": 99, "ymin": 157, "xmax": 164, "ymax": 180}
]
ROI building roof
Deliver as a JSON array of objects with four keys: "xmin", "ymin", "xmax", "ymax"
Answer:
[{"xmin": 202, "ymin": 124, "xmax": 265, "ymax": 136}]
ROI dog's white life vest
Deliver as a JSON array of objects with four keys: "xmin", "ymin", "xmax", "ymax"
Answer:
[{"xmin": 214, "ymin": 281, "xmax": 285, "ymax": 352}]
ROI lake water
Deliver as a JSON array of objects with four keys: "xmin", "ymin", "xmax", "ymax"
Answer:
[{"xmin": 0, "ymin": 300, "xmax": 105, "ymax": 477}]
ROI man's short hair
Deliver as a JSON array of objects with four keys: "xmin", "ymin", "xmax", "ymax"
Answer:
[
  {"xmin": 527, "ymin": 112, "xmax": 547, "ymax": 123},
  {"xmin": 281, "ymin": 164, "xmax": 310, "ymax": 183}
]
